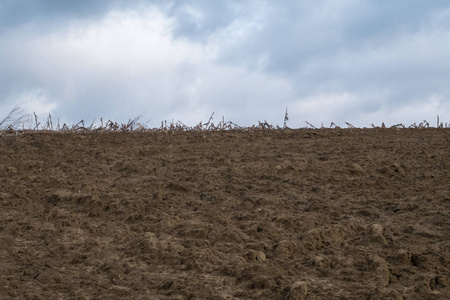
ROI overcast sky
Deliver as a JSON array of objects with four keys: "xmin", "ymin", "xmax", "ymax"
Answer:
[{"xmin": 1, "ymin": 0, "xmax": 450, "ymax": 128}]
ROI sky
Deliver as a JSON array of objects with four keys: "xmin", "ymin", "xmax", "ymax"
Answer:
[{"xmin": 1, "ymin": 0, "xmax": 450, "ymax": 128}]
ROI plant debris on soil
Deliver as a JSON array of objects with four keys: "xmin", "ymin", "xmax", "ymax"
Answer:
[{"xmin": 0, "ymin": 128, "xmax": 449, "ymax": 299}]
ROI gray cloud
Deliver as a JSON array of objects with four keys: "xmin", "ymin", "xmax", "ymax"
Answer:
[
  {"xmin": 164, "ymin": 0, "xmax": 264, "ymax": 42},
  {"xmin": 0, "ymin": 0, "xmax": 117, "ymax": 31},
  {"xmin": 1, "ymin": 1, "xmax": 450, "ymax": 128},
  {"xmin": 203, "ymin": 1, "xmax": 450, "ymax": 119}
]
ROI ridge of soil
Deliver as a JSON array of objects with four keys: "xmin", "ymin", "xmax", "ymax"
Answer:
[{"xmin": 0, "ymin": 129, "xmax": 449, "ymax": 299}]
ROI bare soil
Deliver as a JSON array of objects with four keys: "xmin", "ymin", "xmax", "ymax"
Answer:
[{"xmin": 0, "ymin": 129, "xmax": 449, "ymax": 299}]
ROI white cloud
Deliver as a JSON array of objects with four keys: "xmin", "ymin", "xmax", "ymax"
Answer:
[
  {"xmin": 352, "ymin": 95, "xmax": 449, "ymax": 128},
  {"xmin": 0, "ymin": 4, "xmax": 299, "ymax": 127},
  {"xmin": 1, "ymin": 89, "xmax": 57, "ymax": 129},
  {"xmin": 14, "ymin": 90, "xmax": 58, "ymax": 118},
  {"xmin": 1, "ymin": 1, "xmax": 450, "ymax": 128}
]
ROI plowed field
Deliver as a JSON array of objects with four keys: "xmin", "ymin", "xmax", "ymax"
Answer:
[{"xmin": 0, "ymin": 129, "xmax": 449, "ymax": 299}]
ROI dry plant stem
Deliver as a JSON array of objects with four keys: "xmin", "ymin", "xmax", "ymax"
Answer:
[
  {"xmin": 34, "ymin": 113, "xmax": 40, "ymax": 130},
  {"xmin": 305, "ymin": 121, "xmax": 317, "ymax": 129},
  {"xmin": 204, "ymin": 112, "xmax": 215, "ymax": 128},
  {"xmin": 1, "ymin": 109, "xmax": 450, "ymax": 133},
  {"xmin": 345, "ymin": 122, "xmax": 355, "ymax": 129},
  {"xmin": 0, "ymin": 106, "xmax": 32, "ymax": 130},
  {"xmin": 283, "ymin": 106, "xmax": 289, "ymax": 129}
]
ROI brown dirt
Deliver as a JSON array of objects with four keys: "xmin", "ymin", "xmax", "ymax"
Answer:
[{"xmin": 0, "ymin": 128, "xmax": 449, "ymax": 299}]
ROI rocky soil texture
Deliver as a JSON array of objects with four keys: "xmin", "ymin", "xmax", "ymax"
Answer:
[{"xmin": 0, "ymin": 128, "xmax": 449, "ymax": 299}]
